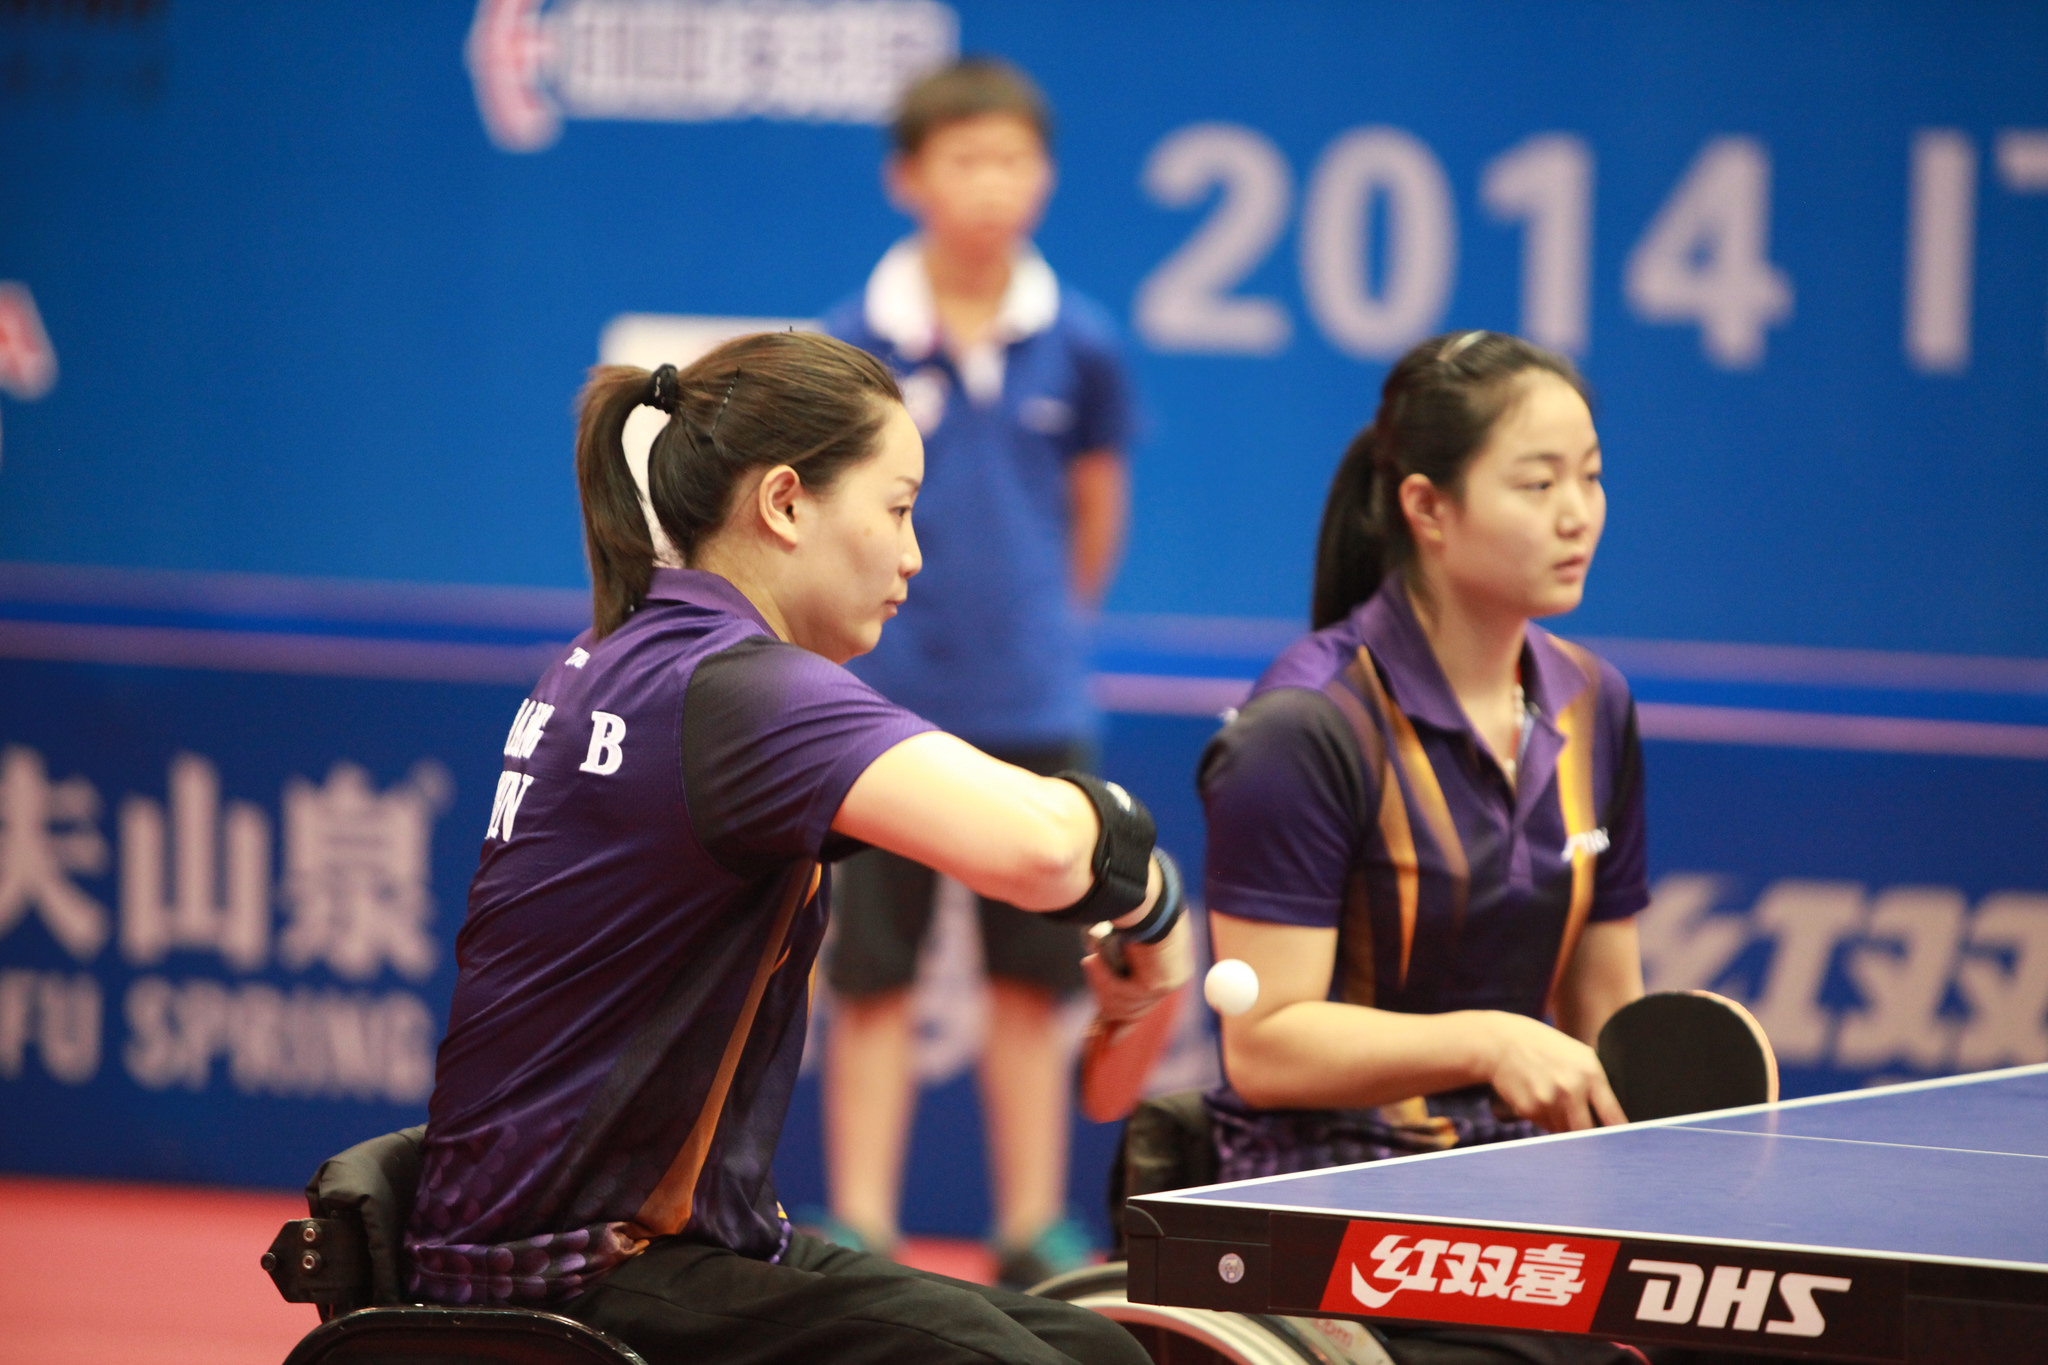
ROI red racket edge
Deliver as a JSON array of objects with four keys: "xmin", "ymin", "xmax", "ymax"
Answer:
[{"xmin": 1684, "ymin": 988, "xmax": 1780, "ymax": 1104}]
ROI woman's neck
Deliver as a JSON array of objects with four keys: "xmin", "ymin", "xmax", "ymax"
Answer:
[
  {"xmin": 689, "ymin": 542, "xmax": 793, "ymax": 644},
  {"xmin": 1405, "ymin": 572, "xmax": 1528, "ymax": 775},
  {"xmin": 1406, "ymin": 578, "xmax": 1523, "ymax": 690}
]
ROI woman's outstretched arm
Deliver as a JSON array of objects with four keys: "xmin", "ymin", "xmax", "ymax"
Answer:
[
  {"xmin": 1212, "ymin": 910, "xmax": 1626, "ymax": 1133},
  {"xmin": 833, "ymin": 731, "xmax": 1160, "ymax": 914}
]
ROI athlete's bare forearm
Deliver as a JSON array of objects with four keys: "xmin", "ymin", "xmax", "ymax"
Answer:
[
  {"xmin": 1553, "ymin": 919, "xmax": 1644, "ymax": 1045},
  {"xmin": 1211, "ymin": 910, "xmax": 1621, "ymax": 1129},
  {"xmin": 832, "ymin": 732, "xmax": 1098, "ymax": 909}
]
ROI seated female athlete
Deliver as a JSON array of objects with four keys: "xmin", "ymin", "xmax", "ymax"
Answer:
[
  {"xmin": 404, "ymin": 331, "xmax": 1187, "ymax": 1365},
  {"xmin": 1201, "ymin": 330, "xmax": 1646, "ymax": 1182}
]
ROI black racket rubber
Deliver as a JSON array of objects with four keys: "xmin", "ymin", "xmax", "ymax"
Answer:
[{"xmin": 1596, "ymin": 990, "xmax": 1778, "ymax": 1123}]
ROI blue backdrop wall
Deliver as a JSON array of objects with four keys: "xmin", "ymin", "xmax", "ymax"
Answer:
[{"xmin": 3, "ymin": 0, "xmax": 2045, "ymax": 1243}]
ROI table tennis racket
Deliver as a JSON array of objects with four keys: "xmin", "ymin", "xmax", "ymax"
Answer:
[
  {"xmin": 1077, "ymin": 925, "xmax": 1187, "ymax": 1124},
  {"xmin": 1595, "ymin": 989, "xmax": 1779, "ymax": 1123}
]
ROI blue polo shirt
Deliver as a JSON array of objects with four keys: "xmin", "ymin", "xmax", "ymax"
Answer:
[
  {"xmin": 1198, "ymin": 578, "xmax": 1648, "ymax": 1174},
  {"xmin": 406, "ymin": 569, "xmax": 934, "ymax": 1304},
  {"xmin": 824, "ymin": 241, "xmax": 1137, "ymax": 747}
]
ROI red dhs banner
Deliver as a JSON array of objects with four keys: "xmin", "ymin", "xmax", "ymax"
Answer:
[{"xmin": 1319, "ymin": 1220, "xmax": 1621, "ymax": 1334}]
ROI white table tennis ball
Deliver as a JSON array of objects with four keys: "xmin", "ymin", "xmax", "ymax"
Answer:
[{"xmin": 1204, "ymin": 958, "xmax": 1260, "ymax": 1016}]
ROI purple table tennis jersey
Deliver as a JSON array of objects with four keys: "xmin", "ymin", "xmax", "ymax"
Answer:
[
  {"xmin": 405, "ymin": 569, "xmax": 935, "ymax": 1305},
  {"xmin": 1199, "ymin": 579, "xmax": 1647, "ymax": 1178}
]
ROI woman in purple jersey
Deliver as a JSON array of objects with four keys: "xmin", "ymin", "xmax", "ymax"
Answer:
[
  {"xmin": 408, "ymin": 330, "xmax": 1186, "ymax": 1365},
  {"xmin": 1201, "ymin": 330, "xmax": 1649, "ymax": 1171},
  {"xmin": 1197, "ymin": 332, "xmax": 1651, "ymax": 1363}
]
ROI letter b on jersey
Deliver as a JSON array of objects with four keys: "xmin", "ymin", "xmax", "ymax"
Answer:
[{"xmin": 580, "ymin": 711, "xmax": 627, "ymax": 775}]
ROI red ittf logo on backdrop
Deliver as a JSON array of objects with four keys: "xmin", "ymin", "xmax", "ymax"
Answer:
[
  {"xmin": 1319, "ymin": 1221, "xmax": 1620, "ymax": 1334},
  {"xmin": 0, "ymin": 284, "xmax": 56, "ymax": 401}
]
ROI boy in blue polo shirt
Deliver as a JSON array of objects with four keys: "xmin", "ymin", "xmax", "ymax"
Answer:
[{"xmin": 820, "ymin": 57, "xmax": 1137, "ymax": 1287}]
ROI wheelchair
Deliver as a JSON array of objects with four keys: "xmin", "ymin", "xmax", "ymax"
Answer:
[
  {"xmin": 260, "ymin": 1124, "xmax": 646, "ymax": 1365},
  {"xmin": 261, "ymin": 1095, "xmax": 1367, "ymax": 1365}
]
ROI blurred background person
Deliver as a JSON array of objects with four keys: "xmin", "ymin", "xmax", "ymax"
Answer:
[{"xmin": 819, "ymin": 57, "xmax": 1140, "ymax": 1288}]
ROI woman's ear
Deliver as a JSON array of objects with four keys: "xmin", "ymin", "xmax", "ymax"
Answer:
[
  {"xmin": 755, "ymin": 465, "xmax": 805, "ymax": 549},
  {"xmin": 1398, "ymin": 472, "xmax": 1450, "ymax": 548}
]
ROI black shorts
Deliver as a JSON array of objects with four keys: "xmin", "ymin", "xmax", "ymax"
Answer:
[{"xmin": 825, "ymin": 743, "xmax": 1090, "ymax": 1000}]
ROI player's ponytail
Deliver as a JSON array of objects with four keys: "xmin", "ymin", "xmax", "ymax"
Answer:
[
  {"xmin": 575, "ymin": 366, "xmax": 661, "ymax": 639},
  {"xmin": 574, "ymin": 332, "xmax": 903, "ymax": 639},
  {"xmin": 1309, "ymin": 330, "xmax": 1589, "ymax": 629},
  {"xmin": 1311, "ymin": 423, "xmax": 1388, "ymax": 630}
]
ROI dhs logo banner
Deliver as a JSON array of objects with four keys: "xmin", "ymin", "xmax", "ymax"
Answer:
[
  {"xmin": 1589, "ymin": 1245, "xmax": 1902, "ymax": 1359},
  {"xmin": 467, "ymin": 0, "xmax": 957, "ymax": 152}
]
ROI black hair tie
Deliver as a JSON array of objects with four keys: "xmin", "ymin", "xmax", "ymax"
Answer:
[{"xmin": 643, "ymin": 363, "xmax": 678, "ymax": 414}]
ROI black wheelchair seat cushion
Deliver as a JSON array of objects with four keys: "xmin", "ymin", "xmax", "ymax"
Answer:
[
  {"xmin": 281, "ymin": 1305, "xmax": 649, "ymax": 1365},
  {"xmin": 305, "ymin": 1124, "xmax": 426, "ymax": 1307},
  {"xmin": 1108, "ymin": 1088, "xmax": 1217, "ymax": 1257}
]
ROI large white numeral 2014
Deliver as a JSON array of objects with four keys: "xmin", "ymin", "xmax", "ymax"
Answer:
[
  {"xmin": 1624, "ymin": 137, "xmax": 1793, "ymax": 368},
  {"xmin": 1134, "ymin": 123, "xmax": 1294, "ymax": 354},
  {"xmin": 1137, "ymin": 124, "xmax": 1803, "ymax": 371}
]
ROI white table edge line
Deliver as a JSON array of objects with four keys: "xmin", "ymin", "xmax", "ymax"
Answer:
[{"xmin": 1660, "ymin": 1125, "xmax": 2048, "ymax": 1161}]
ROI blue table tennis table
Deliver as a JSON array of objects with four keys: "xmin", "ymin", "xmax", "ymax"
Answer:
[{"xmin": 1124, "ymin": 1064, "xmax": 2048, "ymax": 1363}]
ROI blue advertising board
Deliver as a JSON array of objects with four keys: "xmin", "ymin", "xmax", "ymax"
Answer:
[{"xmin": 3, "ymin": 0, "xmax": 2046, "ymax": 1241}]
